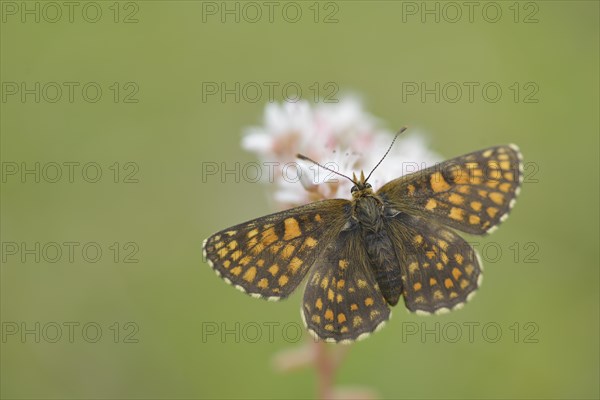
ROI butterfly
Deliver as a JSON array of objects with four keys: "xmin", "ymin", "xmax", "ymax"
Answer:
[{"xmin": 203, "ymin": 128, "xmax": 523, "ymax": 343}]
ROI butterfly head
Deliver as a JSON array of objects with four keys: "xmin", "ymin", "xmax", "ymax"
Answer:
[{"xmin": 350, "ymin": 170, "xmax": 374, "ymax": 198}]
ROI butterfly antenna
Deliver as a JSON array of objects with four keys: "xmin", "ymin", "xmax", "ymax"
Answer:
[
  {"xmin": 365, "ymin": 127, "xmax": 407, "ymax": 182},
  {"xmin": 296, "ymin": 154, "xmax": 357, "ymax": 184}
]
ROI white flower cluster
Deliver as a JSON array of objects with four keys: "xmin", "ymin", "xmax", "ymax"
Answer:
[{"xmin": 242, "ymin": 97, "xmax": 441, "ymax": 208}]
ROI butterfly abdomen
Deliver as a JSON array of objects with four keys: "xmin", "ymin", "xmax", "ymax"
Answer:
[{"xmin": 362, "ymin": 228, "xmax": 403, "ymax": 306}]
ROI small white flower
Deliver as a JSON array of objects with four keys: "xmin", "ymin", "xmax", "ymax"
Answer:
[{"xmin": 242, "ymin": 97, "xmax": 442, "ymax": 208}]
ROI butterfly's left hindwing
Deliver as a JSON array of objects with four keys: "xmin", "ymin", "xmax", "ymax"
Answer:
[
  {"xmin": 378, "ymin": 145, "xmax": 523, "ymax": 235},
  {"xmin": 203, "ymin": 199, "xmax": 351, "ymax": 300},
  {"xmin": 302, "ymin": 228, "xmax": 390, "ymax": 343}
]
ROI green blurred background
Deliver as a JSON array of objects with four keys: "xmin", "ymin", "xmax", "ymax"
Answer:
[{"xmin": 1, "ymin": 1, "xmax": 598, "ymax": 399}]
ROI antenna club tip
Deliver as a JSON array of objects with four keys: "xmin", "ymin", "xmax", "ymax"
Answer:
[{"xmin": 296, "ymin": 153, "xmax": 308, "ymax": 160}]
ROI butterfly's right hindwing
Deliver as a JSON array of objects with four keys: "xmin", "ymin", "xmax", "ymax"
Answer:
[{"xmin": 203, "ymin": 199, "xmax": 351, "ymax": 300}]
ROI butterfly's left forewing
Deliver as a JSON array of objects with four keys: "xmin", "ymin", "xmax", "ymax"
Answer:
[{"xmin": 203, "ymin": 199, "xmax": 351, "ymax": 300}]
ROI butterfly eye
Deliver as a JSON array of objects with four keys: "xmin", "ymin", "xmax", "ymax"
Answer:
[
  {"xmin": 351, "ymin": 186, "xmax": 358, "ymax": 193},
  {"xmin": 365, "ymin": 183, "xmax": 372, "ymax": 189}
]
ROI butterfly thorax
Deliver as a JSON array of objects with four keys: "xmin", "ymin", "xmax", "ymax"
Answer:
[{"xmin": 351, "ymin": 190, "xmax": 403, "ymax": 306}]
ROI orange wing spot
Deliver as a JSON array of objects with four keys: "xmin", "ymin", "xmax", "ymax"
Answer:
[
  {"xmin": 315, "ymin": 298, "xmax": 323, "ymax": 310},
  {"xmin": 441, "ymin": 252, "xmax": 449, "ymax": 264},
  {"xmin": 433, "ymin": 290, "xmax": 444, "ymax": 300},
  {"xmin": 226, "ymin": 230, "xmax": 237, "ymax": 237},
  {"xmin": 327, "ymin": 289, "xmax": 335, "ymax": 301},
  {"xmin": 487, "ymin": 207, "xmax": 499, "ymax": 218},
  {"xmin": 498, "ymin": 153, "xmax": 509, "ymax": 161},
  {"xmin": 231, "ymin": 250, "xmax": 243, "ymax": 261},
  {"xmin": 337, "ymin": 279, "xmax": 345, "ymax": 289},
  {"xmin": 413, "ymin": 282, "xmax": 422, "ymax": 291},
  {"xmin": 268, "ymin": 264, "xmax": 279, "ymax": 276},
  {"xmin": 504, "ymin": 172, "xmax": 514, "ymax": 181},
  {"xmin": 448, "ymin": 193, "xmax": 465, "ymax": 205},
  {"xmin": 429, "ymin": 277, "xmax": 437, "ymax": 286},
  {"xmin": 272, "ymin": 288, "xmax": 281, "ymax": 294},
  {"xmin": 278, "ymin": 275, "xmax": 289, "ymax": 286},
  {"xmin": 370, "ymin": 310, "xmax": 381, "ymax": 320},
  {"xmin": 338, "ymin": 259, "xmax": 349, "ymax": 270},
  {"xmin": 469, "ymin": 215, "xmax": 481, "ymax": 225},
  {"xmin": 457, "ymin": 185, "xmax": 471, "ymax": 194},
  {"xmin": 430, "ymin": 171, "xmax": 451, "ymax": 192},
  {"xmin": 230, "ymin": 266, "xmax": 242, "ymax": 276},
  {"xmin": 325, "ymin": 308, "xmax": 334, "ymax": 321},
  {"xmin": 426, "ymin": 251, "xmax": 436, "ymax": 260},
  {"xmin": 408, "ymin": 262, "xmax": 419, "ymax": 274},
  {"xmin": 478, "ymin": 189, "xmax": 488, "ymax": 198},
  {"xmin": 449, "ymin": 207, "xmax": 465, "ymax": 221},
  {"xmin": 482, "ymin": 149, "xmax": 493, "ymax": 158},
  {"xmin": 499, "ymin": 160, "xmax": 511, "ymax": 170},
  {"xmin": 214, "ymin": 241, "xmax": 225, "ymax": 250},
  {"xmin": 357, "ymin": 279, "xmax": 367, "ymax": 289},
  {"xmin": 415, "ymin": 295, "xmax": 426, "ymax": 303},
  {"xmin": 452, "ymin": 169, "xmax": 469, "ymax": 185},
  {"xmin": 407, "ymin": 184, "xmax": 416, "ymax": 195},
  {"xmin": 243, "ymin": 267, "xmax": 257, "ymax": 282},
  {"xmin": 247, "ymin": 237, "xmax": 258, "ymax": 249},
  {"xmin": 288, "ymin": 257, "xmax": 303, "ymax": 274},
  {"xmin": 353, "ymin": 316, "xmax": 363, "ymax": 327},
  {"xmin": 314, "ymin": 214, "xmax": 322, "ymax": 222},
  {"xmin": 269, "ymin": 243, "xmax": 283, "ymax": 254},
  {"xmin": 499, "ymin": 182, "xmax": 511, "ymax": 193},
  {"xmin": 460, "ymin": 279, "xmax": 470, "ymax": 289},
  {"xmin": 261, "ymin": 227, "xmax": 278, "ymax": 246},
  {"xmin": 340, "ymin": 326, "xmax": 349, "ymax": 333},
  {"xmin": 465, "ymin": 264, "xmax": 475, "ymax": 276},
  {"xmin": 452, "ymin": 267, "xmax": 462, "ymax": 280},
  {"xmin": 251, "ymin": 243, "xmax": 265, "ymax": 255},
  {"xmin": 217, "ymin": 248, "xmax": 229, "ymax": 258},
  {"xmin": 486, "ymin": 180, "xmax": 500, "ymax": 189},
  {"xmin": 280, "ymin": 244, "xmax": 295, "ymax": 259},
  {"xmin": 239, "ymin": 256, "xmax": 252, "ymax": 266},
  {"xmin": 423, "ymin": 262, "xmax": 430, "ymax": 268},
  {"xmin": 365, "ymin": 297, "xmax": 374, "ymax": 306},
  {"xmin": 336, "ymin": 293, "xmax": 343, "ymax": 303},
  {"xmin": 425, "ymin": 198, "xmax": 438, "ymax": 210},
  {"xmin": 449, "ymin": 292, "xmax": 458, "ymax": 299},
  {"xmin": 414, "ymin": 235, "xmax": 424, "ymax": 245},
  {"xmin": 247, "ymin": 229, "xmax": 259, "ymax": 238},
  {"xmin": 311, "ymin": 314, "xmax": 321, "ymax": 324},
  {"xmin": 324, "ymin": 324, "xmax": 334, "ymax": 331},
  {"xmin": 470, "ymin": 201, "xmax": 482, "ymax": 211},
  {"xmin": 257, "ymin": 278, "xmax": 268, "ymax": 289},
  {"xmin": 283, "ymin": 218, "xmax": 302, "ymax": 241},
  {"xmin": 437, "ymin": 239, "xmax": 449, "ymax": 251},
  {"xmin": 436, "ymin": 262, "xmax": 444, "ymax": 270},
  {"xmin": 489, "ymin": 192, "xmax": 505, "ymax": 205},
  {"xmin": 320, "ymin": 277, "xmax": 329, "ymax": 290},
  {"xmin": 228, "ymin": 241, "xmax": 238, "ymax": 250},
  {"xmin": 350, "ymin": 303, "xmax": 358, "ymax": 311},
  {"xmin": 223, "ymin": 260, "xmax": 231, "ymax": 269},
  {"xmin": 455, "ymin": 254, "xmax": 464, "ymax": 265},
  {"xmin": 337, "ymin": 313, "xmax": 347, "ymax": 324},
  {"xmin": 256, "ymin": 259, "xmax": 265, "ymax": 267},
  {"xmin": 302, "ymin": 236, "xmax": 318, "ymax": 249}
]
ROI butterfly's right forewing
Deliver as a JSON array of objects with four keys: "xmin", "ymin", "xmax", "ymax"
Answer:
[{"xmin": 203, "ymin": 199, "xmax": 351, "ymax": 300}]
